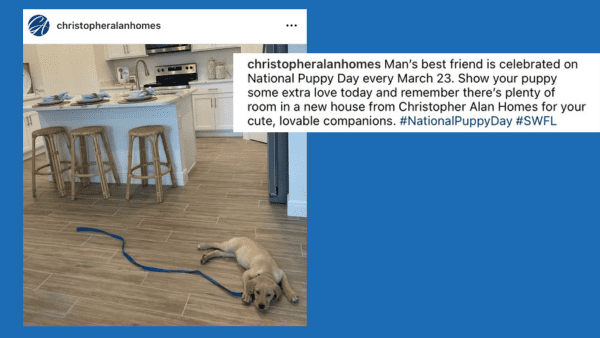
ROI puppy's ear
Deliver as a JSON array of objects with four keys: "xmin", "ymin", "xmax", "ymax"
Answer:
[{"xmin": 273, "ymin": 283, "xmax": 283, "ymax": 302}]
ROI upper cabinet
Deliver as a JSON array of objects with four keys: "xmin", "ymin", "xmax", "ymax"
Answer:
[
  {"xmin": 191, "ymin": 44, "xmax": 241, "ymax": 52},
  {"xmin": 105, "ymin": 44, "xmax": 148, "ymax": 60},
  {"xmin": 240, "ymin": 45, "xmax": 263, "ymax": 54}
]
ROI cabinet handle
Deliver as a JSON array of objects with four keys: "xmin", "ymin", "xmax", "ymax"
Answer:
[
  {"xmin": 126, "ymin": 45, "xmax": 130, "ymax": 54},
  {"xmin": 210, "ymin": 98, "xmax": 213, "ymax": 108},
  {"xmin": 123, "ymin": 45, "xmax": 126, "ymax": 54},
  {"xmin": 214, "ymin": 98, "xmax": 217, "ymax": 108},
  {"xmin": 29, "ymin": 116, "xmax": 33, "ymax": 126}
]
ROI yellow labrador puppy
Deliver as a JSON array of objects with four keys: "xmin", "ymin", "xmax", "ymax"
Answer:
[{"xmin": 198, "ymin": 237, "xmax": 298, "ymax": 310}]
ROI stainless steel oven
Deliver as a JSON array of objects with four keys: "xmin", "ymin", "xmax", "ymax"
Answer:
[
  {"xmin": 145, "ymin": 44, "xmax": 191, "ymax": 55},
  {"xmin": 143, "ymin": 63, "xmax": 197, "ymax": 93}
]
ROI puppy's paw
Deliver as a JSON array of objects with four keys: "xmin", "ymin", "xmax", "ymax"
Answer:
[
  {"xmin": 242, "ymin": 292, "xmax": 252, "ymax": 304},
  {"xmin": 286, "ymin": 290, "xmax": 299, "ymax": 303},
  {"xmin": 200, "ymin": 254, "xmax": 209, "ymax": 264}
]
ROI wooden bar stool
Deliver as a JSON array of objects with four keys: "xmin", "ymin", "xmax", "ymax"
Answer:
[
  {"xmin": 70, "ymin": 126, "xmax": 120, "ymax": 200},
  {"xmin": 125, "ymin": 125, "xmax": 177, "ymax": 203},
  {"xmin": 31, "ymin": 126, "xmax": 75, "ymax": 198}
]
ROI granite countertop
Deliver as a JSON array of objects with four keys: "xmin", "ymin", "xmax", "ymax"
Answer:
[
  {"xmin": 23, "ymin": 88, "xmax": 198, "ymax": 112},
  {"xmin": 99, "ymin": 83, "xmax": 136, "ymax": 91}
]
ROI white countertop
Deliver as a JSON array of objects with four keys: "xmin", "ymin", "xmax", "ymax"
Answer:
[
  {"xmin": 23, "ymin": 88, "xmax": 197, "ymax": 112},
  {"xmin": 189, "ymin": 79, "xmax": 233, "ymax": 85},
  {"xmin": 99, "ymin": 84, "xmax": 136, "ymax": 91}
]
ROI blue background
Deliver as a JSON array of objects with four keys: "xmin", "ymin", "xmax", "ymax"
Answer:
[{"xmin": 8, "ymin": 1, "xmax": 600, "ymax": 336}]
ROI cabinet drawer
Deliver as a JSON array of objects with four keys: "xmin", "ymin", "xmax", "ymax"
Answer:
[{"xmin": 190, "ymin": 82, "xmax": 233, "ymax": 94}]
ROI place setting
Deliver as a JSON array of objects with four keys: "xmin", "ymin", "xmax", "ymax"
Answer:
[
  {"xmin": 70, "ymin": 92, "xmax": 112, "ymax": 106},
  {"xmin": 118, "ymin": 87, "xmax": 157, "ymax": 104},
  {"xmin": 31, "ymin": 92, "xmax": 74, "ymax": 108}
]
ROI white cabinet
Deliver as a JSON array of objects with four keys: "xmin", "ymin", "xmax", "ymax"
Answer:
[
  {"xmin": 105, "ymin": 44, "xmax": 147, "ymax": 60},
  {"xmin": 125, "ymin": 45, "xmax": 147, "ymax": 57},
  {"xmin": 23, "ymin": 111, "xmax": 44, "ymax": 160},
  {"xmin": 240, "ymin": 45, "xmax": 263, "ymax": 54},
  {"xmin": 214, "ymin": 93, "xmax": 234, "ymax": 129},
  {"xmin": 192, "ymin": 92, "xmax": 233, "ymax": 131},
  {"xmin": 193, "ymin": 95, "xmax": 216, "ymax": 130},
  {"xmin": 191, "ymin": 44, "xmax": 240, "ymax": 52}
]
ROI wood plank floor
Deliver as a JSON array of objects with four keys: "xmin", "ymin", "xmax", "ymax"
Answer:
[{"xmin": 23, "ymin": 137, "xmax": 307, "ymax": 326}]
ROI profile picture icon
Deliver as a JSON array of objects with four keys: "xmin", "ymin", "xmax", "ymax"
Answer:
[{"xmin": 28, "ymin": 15, "xmax": 50, "ymax": 36}]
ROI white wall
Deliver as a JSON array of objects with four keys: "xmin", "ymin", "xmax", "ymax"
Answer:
[
  {"xmin": 93, "ymin": 45, "xmax": 115, "ymax": 85},
  {"xmin": 34, "ymin": 45, "xmax": 100, "ymax": 96}
]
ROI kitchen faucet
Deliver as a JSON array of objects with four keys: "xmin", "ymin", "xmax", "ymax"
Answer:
[{"xmin": 135, "ymin": 59, "xmax": 150, "ymax": 90}]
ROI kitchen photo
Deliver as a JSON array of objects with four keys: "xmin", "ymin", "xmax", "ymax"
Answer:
[{"xmin": 23, "ymin": 44, "xmax": 307, "ymax": 326}]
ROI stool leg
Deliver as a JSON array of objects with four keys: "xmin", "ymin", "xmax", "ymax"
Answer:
[
  {"xmin": 48, "ymin": 134, "xmax": 67, "ymax": 197},
  {"xmin": 92, "ymin": 134, "xmax": 110, "ymax": 199},
  {"xmin": 61, "ymin": 131, "xmax": 76, "ymax": 196},
  {"xmin": 100, "ymin": 129, "xmax": 120, "ymax": 185},
  {"xmin": 43, "ymin": 135, "xmax": 58, "ymax": 190},
  {"xmin": 139, "ymin": 136, "xmax": 148, "ymax": 187},
  {"xmin": 160, "ymin": 131, "xmax": 177, "ymax": 188},
  {"xmin": 151, "ymin": 135, "xmax": 164, "ymax": 203},
  {"xmin": 31, "ymin": 135, "xmax": 37, "ymax": 198},
  {"xmin": 79, "ymin": 136, "xmax": 90, "ymax": 187},
  {"xmin": 70, "ymin": 134, "xmax": 77, "ymax": 201},
  {"xmin": 125, "ymin": 135, "xmax": 134, "ymax": 200}
]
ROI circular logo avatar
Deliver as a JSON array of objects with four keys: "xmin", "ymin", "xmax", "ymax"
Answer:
[{"xmin": 28, "ymin": 15, "xmax": 50, "ymax": 36}]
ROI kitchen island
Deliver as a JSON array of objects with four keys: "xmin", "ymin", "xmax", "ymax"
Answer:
[{"xmin": 23, "ymin": 89, "xmax": 198, "ymax": 186}]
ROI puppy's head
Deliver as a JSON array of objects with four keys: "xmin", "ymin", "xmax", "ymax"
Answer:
[{"xmin": 248, "ymin": 274, "xmax": 281, "ymax": 311}]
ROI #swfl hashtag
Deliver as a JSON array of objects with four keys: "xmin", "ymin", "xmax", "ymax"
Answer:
[
  {"xmin": 400, "ymin": 116, "xmax": 407, "ymax": 125},
  {"xmin": 516, "ymin": 116, "xmax": 523, "ymax": 125}
]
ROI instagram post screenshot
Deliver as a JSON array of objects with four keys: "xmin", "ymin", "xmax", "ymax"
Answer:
[
  {"xmin": 22, "ymin": 9, "xmax": 306, "ymax": 327},
  {"xmin": 9, "ymin": 2, "xmax": 600, "ymax": 337}
]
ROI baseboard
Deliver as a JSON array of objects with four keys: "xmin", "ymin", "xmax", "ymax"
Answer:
[
  {"xmin": 23, "ymin": 145, "xmax": 45, "ymax": 161},
  {"xmin": 181, "ymin": 161, "xmax": 195, "ymax": 185},
  {"xmin": 195, "ymin": 130, "xmax": 243, "ymax": 138},
  {"xmin": 287, "ymin": 198, "xmax": 307, "ymax": 217}
]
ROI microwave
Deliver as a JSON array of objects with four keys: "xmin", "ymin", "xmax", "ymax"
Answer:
[{"xmin": 145, "ymin": 44, "xmax": 191, "ymax": 55}]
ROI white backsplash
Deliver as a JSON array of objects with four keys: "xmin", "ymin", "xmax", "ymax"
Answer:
[{"xmin": 106, "ymin": 47, "xmax": 239, "ymax": 87}]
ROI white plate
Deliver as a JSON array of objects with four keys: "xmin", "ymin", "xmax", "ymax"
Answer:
[
  {"xmin": 23, "ymin": 69, "xmax": 32, "ymax": 95},
  {"xmin": 38, "ymin": 99, "xmax": 65, "ymax": 105},
  {"xmin": 124, "ymin": 95, "xmax": 154, "ymax": 101},
  {"xmin": 77, "ymin": 97, "xmax": 104, "ymax": 104}
]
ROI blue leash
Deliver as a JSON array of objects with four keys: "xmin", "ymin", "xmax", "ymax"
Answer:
[{"xmin": 76, "ymin": 227, "xmax": 243, "ymax": 298}]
